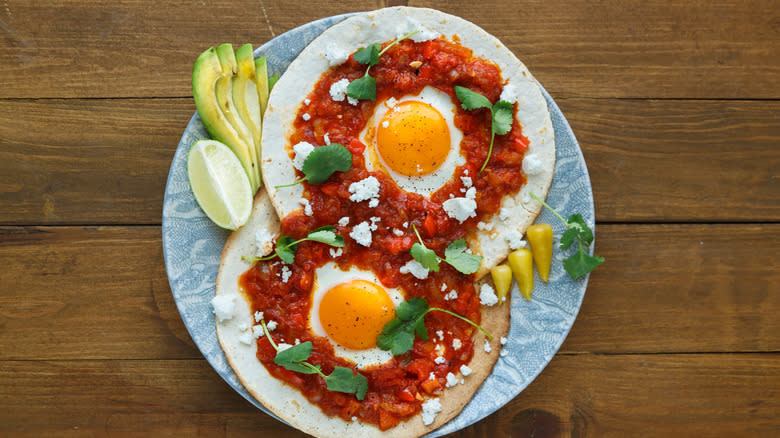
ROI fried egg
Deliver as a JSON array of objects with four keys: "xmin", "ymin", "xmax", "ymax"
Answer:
[
  {"xmin": 309, "ymin": 262, "xmax": 405, "ymax": 368},
  {"xmin": 360, "ymin": 86, "xmax": 465, "ymax": 197}
]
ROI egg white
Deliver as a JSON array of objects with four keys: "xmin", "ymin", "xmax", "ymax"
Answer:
[
  {"xmin": 309, "ymin": 262, "xmax": 405, "ymax": 369},
  {"xmin": 360, "ymin": 85, "xmax": 465, "ymax": 197}
]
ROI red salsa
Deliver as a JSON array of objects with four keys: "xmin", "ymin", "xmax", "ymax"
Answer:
[{"xmin": 240, "ymin": 37, "xmax": 529, "ymax": 430}]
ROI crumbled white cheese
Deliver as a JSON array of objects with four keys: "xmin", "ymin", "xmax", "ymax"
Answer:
[
  {"xmin": 254, "ymin": 228, "xmax": 274, "ymax": 257},
  {"xmin": 329, "ymin": 78, "xmax": 358, "ymax": 105},
  {"xmin": 484, "ymin": 339, "xmax": 492, "ymax": 353},
  {"xmin": 324, "ymin": 43, "xmax": 349, "ymax": 66},
  {"xmin": 254, "ymin": 311, "xmax": 264, "ymax": 322},
  {"xmin": 479, "ymin": 283, "xmax": 499, "ymax": 306},
  {"xmin": 436, "ymin": 330, "xmax": 444, "ymax": 341},
  {"xmin": 460, "ymin": 364, "xmax": 472, "ymax": 376},
  {"xmin": 368, "ymin": 198, "xmax": 379, "ymax": 208},
  {"xmin": 266, "ymin": 320, "xmax": 278, "ymax": 331},
  {"xmin": 441, "ymin": 283, "xmax": 448, "ymax": 292},
  {"xmin": 277, "ymin": 342, "xmax": 293, "ymax": 352},
  {"xmin": 323, "ymin": 132, "xmax": 331, "ymax": 144},
  {"xmin": 381, "ymin": 120, "xmax": 389, "ymax": 128},
  {"xmin": 428, "ymin": 372, "xmax": 436, "ymax": 381},
  {"xmin": 351, "ymin": 416, "xmax": 358, "ymax": 422},
  {"xmin": 434, "ymin": 343, "xmax": 446, "ymax": 356},
  {"xmin": 392, "ymin": 228, "xmax": 404, "ymax": 237},
  {"xmin": 402, "ymin": 221, "xmax": 409, "ymax": 228},
  {"xmin": 338, "ymin": 216, "xmax": 350, "ymax": 227},
  {"xmin": 299, "ymin": 198, "xmax": 313, "ymax": 216},
  {"xmin": 302, "ymin": 113, "xmax": 311, "ymax": 121},
  {"xmin": 499, "ymin": 83, "xmax": 520, "ymax": 104},
  {"xmin": 211, "ymin": 295, "xmax": 235, "ymax": 322},
  {"xmin": 292, "ymin": 141, "xmax": 315, "ymax": 171},
  {"xmin": 444, "ymin": 290, "xmax": 458, "ymax": 301},
  {"xmin": 505, "ymin": 231, "xmax": 527, "ymax": 250},
  {"xmin": 303, "ymin": 98, "xmax": 311, "ymax": 105},
  {"xmin": 421, "ymin": 398, "xmax": 442, "ymax": 426},
  {"xmin": 500, "ymin": 336, "xmax": 508, "ymax": 345},
  {"xmin": 400, "ymin": 259, "xmax": 429, "ymax": 279},
  {"xmin": 350, "ymin": 221, "xmax": 373, "ymax": 247},
  {"xmin": 465, "ymin": 187, "xmax": 477, "ymax": 200},
  {"xmin": 460, "ymin": 176, "xmax": 472, "ymax": 188},
  {"xmin": 238, "ymin": 331, "xmax": 253, "ymax": 345},
  {"xmin": 294, "ymin": 338, "xmax": 300, "ymax": 345},
  {"xmin": 477, "ymin": 221, "xmax": 494, "ymax": 231},
  {"xmin": 251, "ymin": 324, "xmax": 264, "ymax": 339},
  {"xmin": 452, "ymin": 338, "xmax": 462, "ymax": 351},
  {"xmin": 442, "ymin": 197, "xmax": 477, "ymax": 223},
  {"xmin": 281, "ymin": 265, "xmax": 292, "ymax": 283},
  {"xmin": 329, "ymin": 248, "xmax": 343, "ymax": 257},
  {"xmin": 445, "ymin": 372, "xmax": 459, "ymax": 388},
  {"xmin": 499, "ymin": 207, "xmax": 513, "ymax": 223},
  {"xmin": 434, "ymin": 355, "xmax": 446, "ymax": 364},
  {"xmin": 522, "ymin": 153, "xmax": 544, "ymax": 175},
  {"xmin": 369, "ymin": 216, "xmax": 381, "ymax": 230},
  {"xmin": 349, "ymin": 176, "xmax": 381, "ymax": 203}
]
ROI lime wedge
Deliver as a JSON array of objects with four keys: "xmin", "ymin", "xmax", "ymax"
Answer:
[{"xmin": 187, "ymin": 139, "xmax": 253, "ymax": 230}]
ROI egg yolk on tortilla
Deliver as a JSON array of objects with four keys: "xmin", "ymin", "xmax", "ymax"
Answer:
[
  {"xmin": 376, "ymin": 100, "xmax": 450, "ymax": 176},
  {"xmin": 318, "ymin": 279, "xmax": 396, "ymax": 350}
]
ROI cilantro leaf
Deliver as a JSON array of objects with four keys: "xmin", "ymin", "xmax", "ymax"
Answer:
[
  {"xmin": 275, "ymin": 236, "xmax": 297, "ymax": 264},
  {"xmin": 559, "ymin": 227, "xmax": 578, "ymax": 250},
  {"xmin": 410, "ymin": 242, "xmax": 440, "ymax": 272},
  {"xmin": 325, "ymin": 367, "xmax": 368, "ymax": 400},
  {"xmin": 530, "ymin": 192, "xmax": 605, "ymax": 280},
  {"xmin": 492, "ymin": 100, "xmax": 514, "ymax": 135},
  {"xmin": 353, "ymin": 44, "xmax": 381, "ymax": 66},
  {"xmin": 454, "ymin": 87, "xmax": 514, "ymax": 173},
  {"xmin": 273, "ymin": 342, "xmax": 321, "ymax": 374},
  {"xmin": 377, "ymin": 298, "xmax": 491, "ymax": 356},
  {"xmin": 302, "ymin": 143, "xmax": 353, "ymax": 184},
  {"xmin": 346, "ymin": 75, "xmax": 377, "ymax": 102},
  {"xmin": 454, "ymin": 86, "xmax": 492, "ymax": 110},
  {"xmin": 307, "ymin": 228, "xmax": 345, "ymax": 247},
  {"xmin": 443, "ymin": 238, "xmax": 483, "ymax": 274},
  {"xmin": 564, "ymin": 250, "xmax": 605, "ymax": 280}
]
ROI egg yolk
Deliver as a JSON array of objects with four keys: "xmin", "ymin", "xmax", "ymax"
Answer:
[
  {"xmin": 318, "ymin": 279, "xmax": 396, "ymax": 350},
  {"xmin": 376, "ymin": 100, "xmax": 451, "ymax": 177}
]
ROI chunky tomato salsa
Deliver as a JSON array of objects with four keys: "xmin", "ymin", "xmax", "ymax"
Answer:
[{"xmin": 240, "ymin": 37, "xmax": 529, "ymax": 430}]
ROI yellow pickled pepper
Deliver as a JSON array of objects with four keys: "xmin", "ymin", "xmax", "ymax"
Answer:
[
  {"xmin": 508, "ymin": 248, "xmax": 534, "ymax": 300},
  {"xmin": 490, "ymin": 264, "xmax": 512, "ymax": 303},
  {"xmin": 526, "ymin": 224, "xmax": 553, "ymax": 282}
]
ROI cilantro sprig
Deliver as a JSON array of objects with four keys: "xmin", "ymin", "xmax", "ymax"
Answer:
[
  {"xmin": 245, "ymin": 226, "xmax": 344, "ymax": 264},
  {"xmin": 346, "ymin": 30, "xmax": 419, "ymax": 101},
  {"xmin": 260, "ymin": 320, "xmax": 368, "ymax": 400},
  {"xmin": 530, "ymin": 193, "xmax": 605, "ymax": 280},
  {"xmin": 275, "ymin": 143, "xmax": 352, "ymax": 188},
  {"xmin": 409, "ymin": 225, "xmax": 482, "ymax": 274},
  {"xmin": 377, "ymin": 297, "xmax": 492, "ymax": 356},
  {"xmin": 454, "ymin": 86, "xmax": 514, "ymax": 173}
]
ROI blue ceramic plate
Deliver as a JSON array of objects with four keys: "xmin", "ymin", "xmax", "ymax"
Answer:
[{"xmin": 163, "ymin": 13, "xmax": 594, "ymax": 437}]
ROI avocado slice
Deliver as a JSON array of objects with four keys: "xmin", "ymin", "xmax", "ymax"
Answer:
[
  {"xmin": 253, "ymin": 56, "xmax": 271, "ymax": 116},
  {"xmin": 192, "ymin": 46, "xmax": 259, "ymax": 191},
  {"xmin": 214, "ymin": 43, "xmax": 260, "ymax": 191},
  {"xmin": 232, "ymin": 44, "xmax": 264, "ymax": 184}
]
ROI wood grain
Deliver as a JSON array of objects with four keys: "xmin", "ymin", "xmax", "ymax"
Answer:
[
  {"xmin": 1, "ymin": 224, "xmax": 776, "ymax": 361},
  {"xmin": 1, "ymin": 354, "xmax": 776, "ymax": 437},
  {"xmin": 1, "ymin": 1, "xmax": 778, "ymax": 99},
  {"xmin": 1, "ymin": 98, "xmax": 777, "ymax": 225}
]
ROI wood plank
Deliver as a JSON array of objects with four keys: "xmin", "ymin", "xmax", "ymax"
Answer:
[
  {"xmin": 1, "ymin": 98, "xmax": 778, "ymax": 225},
  {"xmin": 0, "ymin": 226, "xmax": 199, "ymax": 360},
  {"xmin": 0, "ymin": 354, "xmax": 776, "ymax": 436},
  {"xmin": 559, "ymin": 98, "xmax": 780, "ymax": 222},
  {"xmin": 1, "ymin": 224, "xmax": 777, "ymax": 361},
  {"xmin": 2, "ymin": 1, "xmax": 777, "ymax": 99},
  {"xmin": 410, "ymin": 0, "xmax": 780, "ymax": 99}
]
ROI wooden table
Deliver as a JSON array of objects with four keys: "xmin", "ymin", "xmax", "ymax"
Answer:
[{"xmin": 1, "ymin": 0, "xmax": 778, "ymax": 436}]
